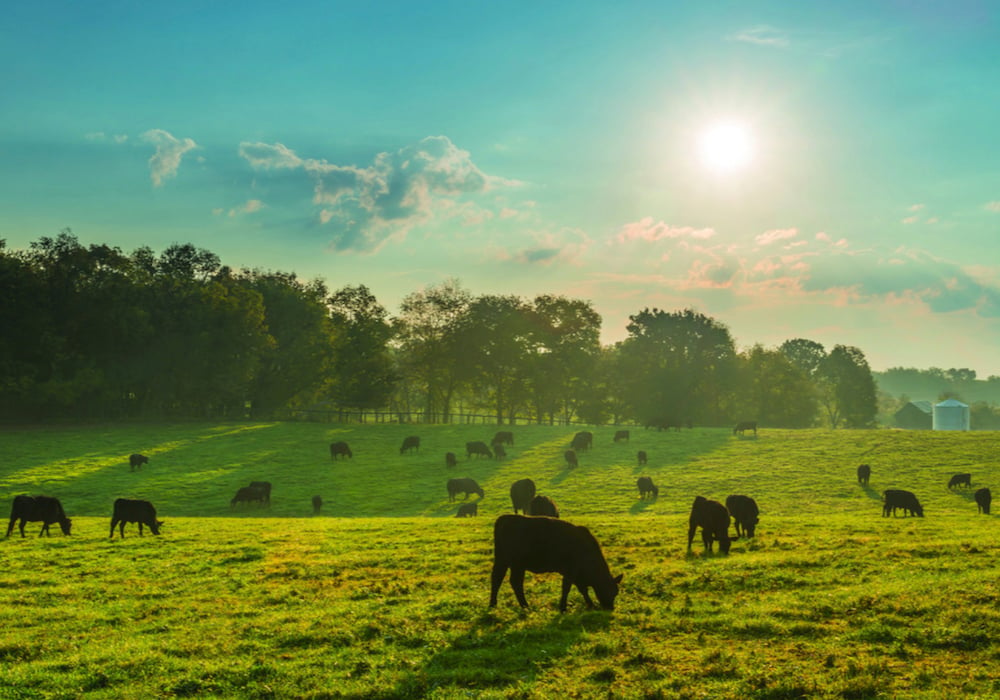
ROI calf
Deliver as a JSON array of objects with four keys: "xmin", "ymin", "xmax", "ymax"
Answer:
[
  {"xmin": 492, "ymin": 430, "xmax": 514, "ymax": 446},
  {"xmin": 129, "ymin": 453, "xmax": 149, "ymax": 471},
  {"xmin": 489, "ymin": 514, "xmax": 622, "ymax": 612},
  {"xmin": 975, "ymin": 487, "xmax": 992, "ymax": 515},
  {"xmin": 445, "ymin": 452, "xmax": 458, "ymax": 468},
  {"xmin": 571, "ymin": 431, "xmax": 593, "ymax": 451},
  {"xmin": 857, "ymin": 464, "xmax": 871, "ymax": 485},
  {"xmin": 687, "ymin": 496, "xmax": 733, "ymax": 554},
  {"xmin": 6, "ymin": 495, "xmax": 72, "ymax": 538},
  {"xmin": 466, "ymin": 441, "xmax": 493, "ymax": 459},
  {"xmin": 231, "ymin": 486, "xmax": 265, "ymax": 507},
  {"xmin": 564, "ymin": 449, "xmax": 578, "ymax": 469},
  {"xmin": 509, "ymin": 478, "xmax": 536, "ymax": 514},
  {"xmin": 636, "ymin": 476, "xmax": 659, "ymax": 500},
  {"xmin": 613, "ymin": 430, "xmax": 630, "ymax": 443},
  {"xmin": 725, "ymin": 494, "xmax": 759, "ymax": 538},
  {"xmin": 948, "ymin": 473, "xmax": 972, "ymax": 489},
  {"xmin": 447, "ymin": 477, "xmax": 484, "ymax": 501},
  {"xmin": 110, "ymin": 498, "xmax": 162, "ymax": 539},
  {"xmin": 248, "ymin": 481, "xmax": 271, "ymax": 505},
  {"xmin": 528, "ymin": 495, "xmax": 560, "ymax": 518},
  {"xmin": 400, "ymin": 435, "xmax": 420, "ymax": 454},
  {"xmin": 329, "ymin": 441, "xmax": 353, "ymax": 460},
  {"xmin": 456, "ymin": 502, "xmax": 478, "ymax": 517},
  {"xmin": 733, "ymin": 421, "xmax": 757, "ymax": 436},
  {"xmin": 637, "ymin": 450, "xmax": 648, "ymax": 466},
  {"xmin": 882, "ymin": 489, "xmax": 924, "ymax": 517},
  {"xmin": 312, "ymin": 495, "xmax": 323, "ymax": 514}
]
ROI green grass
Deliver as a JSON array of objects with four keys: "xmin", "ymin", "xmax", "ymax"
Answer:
[{"xmin": 2, "ymin": 423, "xmax": 999, "ymax": 698}]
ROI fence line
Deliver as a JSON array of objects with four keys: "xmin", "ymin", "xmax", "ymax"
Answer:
[{"xmin": 275, "ymin": 408, "xmax": 604, "ymax": 427}]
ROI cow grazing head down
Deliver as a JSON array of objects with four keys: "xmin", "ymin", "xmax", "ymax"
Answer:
[
  {"xmin": 490, "ymin": 514, "xmax": 622, "ymax": 612},
  {"xmin": 688, "ymin": 496, "xmax": 734, "ymax": 555},
  {"xmin": 6, "ymin": 495, "xmax": 72, "ymax": 538}
]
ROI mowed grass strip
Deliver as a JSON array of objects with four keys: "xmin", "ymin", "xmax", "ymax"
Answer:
[{"xmin": 2, "ymin": 423, "xmax": 999, "ymax": 698}]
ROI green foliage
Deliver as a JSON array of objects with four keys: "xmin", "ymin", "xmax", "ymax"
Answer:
[{"xmin": 2, "ymin": 423, "xmax": 999, "ymax": 698}]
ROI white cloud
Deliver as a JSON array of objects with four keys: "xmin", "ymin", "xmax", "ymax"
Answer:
[
  {"xmin": 228, "ymin": 199, "xmax": 264, "ymax": 217},
  {"xmin": 141, "ymin": 129, "xmax": 197, "ymax": 187},
  {"xmin": 755, "ymin": 228, "xmax": 798, "ymax": 246},
  {"xmin": 730, "ymin": 25, "xmax": 790, "ymax": 48},
  {"xmin": 986, "ymin": 201, "xmax": 1000, "ymax": 212},
  {"xmin": 617, "ymin": 217, "xmax": 716, "ymax": 242}
]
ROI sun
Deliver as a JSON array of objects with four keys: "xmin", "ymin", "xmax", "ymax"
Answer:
[{"xmin": 696, "ymin": 120, "xmax": 755, "ymax": 175}]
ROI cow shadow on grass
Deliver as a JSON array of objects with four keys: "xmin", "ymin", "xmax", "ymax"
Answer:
[
  {"xmin": 860, "ymin": 484, "xmax": 882, "ymax": 502},
  {"xmin": 387, "ymin": 607, "xmax": 610, "ymax": 697}
]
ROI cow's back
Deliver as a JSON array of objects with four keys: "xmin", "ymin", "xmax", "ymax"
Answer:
[{"xmin": 493, "ymin": 514, "xmax": 603, "ymax": 574}]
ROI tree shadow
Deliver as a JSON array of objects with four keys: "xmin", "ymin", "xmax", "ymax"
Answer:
[{"xmin": 386, "ymin": 607, "xmax": 610, "ymax": 697}]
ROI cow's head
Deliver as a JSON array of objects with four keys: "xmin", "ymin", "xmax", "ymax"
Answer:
[
  {"xmin": 59, "ymin": 518, "xmax": 72, "ymax": 536},
  {"xmin": 596, "ymin": 573, "xmax": 624, "ymax": 610}
]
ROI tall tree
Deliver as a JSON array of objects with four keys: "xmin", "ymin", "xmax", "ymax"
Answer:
[
  {"xmin": 327, "ymin": 284, "xmax": 398, "ymax": 410},
  {"xmin": 817, "ymin": 345, "xmax": 878, "ymax": 428},
  {"xmin": 734, "ymin": 345, "xmax": 818, "ymax": 428}
]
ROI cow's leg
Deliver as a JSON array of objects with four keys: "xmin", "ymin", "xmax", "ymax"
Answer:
[
  {"xmin": 508, "ymin": 568, "xmax": 529, "ymax": 608},
  {"xmin": 559, "ymin": 577, "xmax": 574, "ymax": 612},
  {"xmin": 489, "ymin": 562, "xmax": 507, "ymax": 607},
  {"xmin": 687, "ymin": 523, "xmax": 698, "ymax": 551},
  {"xmin": 5, "ymin": 518, "xmax": 16, "ymax": 538},
  {"xmin": 110, "ymin": 518, "xmax": 118, "ymax": 538},
  {"xmin": 702, "ymin": 530, "xmax": 713, "ymax": 552},
  {"xmin": 138, "ymin": 522, "xmax": 144, "ymax": 536},
  {"xmin": 574, "ymin": 582, "xmax": 596, "ymax": 609},
  {"xmin": 19, "ymin": 521, "xmax": 27, "ymax": 538}
]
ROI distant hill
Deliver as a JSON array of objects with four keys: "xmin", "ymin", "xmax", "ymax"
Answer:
[{"xmin": 874, "ymin": 368, "xmax": 1000, "ymax": 405}]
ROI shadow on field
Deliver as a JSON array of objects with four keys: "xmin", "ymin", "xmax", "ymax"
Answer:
[
  {"xmin": 388, "ymin": 608, "xmax": 610, "ymax": 696},
  {"xmin": 861, "ymin": 485, "xmax": 882, "ymax": 501}
]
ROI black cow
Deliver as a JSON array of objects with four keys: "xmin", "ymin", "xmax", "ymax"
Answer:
[
  {"xmin": 564, "ymin": 449, "xmax": 578, "ymax": 469},
  {"xmin": 528, "ymin": 495, "xmax": 560, "ymax": 518},
  {"xmin": 129, "ymin": 453, "xmax": 149, "ymax": 471},
  {"xmin": 948, "ymin": 473, "xmax": 972, "ymax": 489},
  {"xmin": 6, "ymin": 495, "xmax": 72, "ymax": 538},
  {"xmin": 725, "ymin": 494, "xmax": 759, "ymax": 538},
  {"xmin": 882, "ymin": 489, "xmax": 924, "ymax": 517},
  {"xmin": 492, "ymin": 431, "xmax": 514, "ymax": 446},
  {"xmin": 400, "ymin": 435, "xmax": 420, "ymax": 454},
  {"xmin": 975, "ymin": 487, "xmax": 992, "ymax": 515},
  {"xmin": 636, "ymin": 476, "xmax": 659, "ymax": 500},
  {"xmin": 447, "ymin": 477, "xmax": 484, "ymax": 502},
  {"xmin": 466, "ymin": 441, "xmax": 493, "ymax": 459},
  {"xmin": 231, "ymin": 486, "xmax": 265, "ymax": 507},
  {"xmin": 248, "ymin": 481, "xmax": 271, "ymax": 505},
  {"xmin": 571, "ymin": 431, "xmax": 593, "ymax": 451},
  {"xmin": 857, "ymin": 464, "xmax": 871, "ymax": 485},
  {"xmin": 687, "ymin": 496, "xmax": 734, "ymax": 554},
  {"xmin": 510, "ymin": 478, "xmax": 536, "ymax": 514},
  {"xmin": 637, "ymin": 450, "xmax": 648, "ymax": 466},
  {"xmin": 489, "ymin": 514, "xmax": 623, "ymax": 612},
  {"xmin": 110, "ymin": 498, "xmax": 162, "ymax": 539},
  {"xmin": 613, "ymin": 430, "xmax": 630, "ymax": 443},
  {"xmin": 733, "ymin": 421, "xmax": 757, "ymax": 436},
  {"xmin": 445, "ymin": 452, "xmax": 458, "ymax": 468},
  {"xmin": 456, "ymin": 502, "xmax": 478, "ymax": 517},
  {"xmin": 312, "ymin": 495, "xmax": 323, "ymax": 514},
  {"xmin": 330, "ymin": 441, "xmax": 353, "ymax": 460},
  {"xmin": 493, "ymin": 443, "xmax": 507, "ymax": 460}
]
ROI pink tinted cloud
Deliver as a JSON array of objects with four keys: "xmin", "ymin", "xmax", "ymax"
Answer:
[
  {"xmin": 755, "ymin": 228, "xmax": 798, "ymax": 246},
  {"xmin": 617, "ymin": 217, "xmax": 716, "ymax": 243}
]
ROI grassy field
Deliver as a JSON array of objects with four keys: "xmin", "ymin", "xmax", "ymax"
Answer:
[{"xmin": 1, "ymin": 422, "xmax": 999, "ymax": 699}]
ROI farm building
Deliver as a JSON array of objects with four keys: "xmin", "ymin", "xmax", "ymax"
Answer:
[
  {"xmin": 933, "ymin": 398, "xmax": 970, "ymax": 431},
  {"xmin": 894, "ymin": 401, "xmax": 932, "ymax": 430}
]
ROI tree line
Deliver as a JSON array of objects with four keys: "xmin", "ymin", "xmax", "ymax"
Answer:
[{"xmin": 0, "ymin": 232, "xmax": 878, "ymax": 427}]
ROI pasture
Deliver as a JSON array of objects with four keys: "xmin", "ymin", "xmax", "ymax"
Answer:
[{"xmin": 1, "ymin": 422, "xmax": 999, "ymax": 699}]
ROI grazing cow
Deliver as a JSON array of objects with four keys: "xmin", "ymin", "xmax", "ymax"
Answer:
[
  {"xmin": 493, "ymin": 443, "xmax": 507, "ymax": 460},
  {"xmin": 882, "ymin": 489, "xmax": 924, "ymax": 517},
  {"xmin": 571, "ymin": 431, "xmax": 593, "ymax": 451},
  {"xmin": 733, "ymin": 421, "xmax": 758, "ymax": 436},
  {"xmin": 248, "ymin": 481, "xmax": 272, "ymax": 505},
  {"xmin": 400, "ymin": 435, "xmax": 421, "ymax": 454},
  {"xmin": 613, "ymin": 430, "xmax": 630, "ymax": 443},
  {"xmin": 725, "ymin": 495, "xmax": 760, "ymax": 538},
  {"xmin": 110, "ymin": 498, "xmax": 162, "ymax": 539},
  {"xmin": 510, "ymin": 478, "xmax": 537, "ymax": 514},
  {"xmin": 492, "ymin": 431, "xmax": 514, "ymax": 446},
  {"xmin": 6, "ymin": 495, "xmax": 72, "ymax": 538},
  {"xmin": 636, "ymin": 476, "xmax": 659, "ymax": 500},
  {"xmin": 687, "ymin": 496, "xmax": 733, "ymax": 554},
  {"xmin": 857, "ymin": 464, "xmax": 871, "ymax": 486},
  {"xmin": 312, "ymin": 495, "xmax": 323, "ymax": 514},
  {"xmin": 637, "ymin": 450, "xmax": 648, "ymax": 466},
  {"xmin": 231, "ymin": 486, "xmax": 265, "ymax": 507},
  {"xmin": 456, "ymin": 502, "xmax": 478, "ymax": 517},
  {"xmin": 489, "ymin": 514, "xmax": 623, "ymax": 612},
  {"xmin": 329, "ymin": 441, "xmax": 353, "ymax": 460},
  {"xmin": 129, "ymin": 453, "xmax": 149, "ymax": 471},
  {"xmin": 466, "ymin": 441, "xmax": 493, "ymax": 459},
  {"xmin": 528, "ymin": 495, "xmax": 560, "ymax": 518},
  {"xmin": 447, "ymin": 477, "xmax": 484, "ymax": 502},
  {"xmin": 948, "ymin": 473, "xmax": 972, "ymax": 489},
  {"xmin": 445, "ymin": 452, "xmax": 458, "ymax": 468},
  {"xmin": 974, "ymin": 487, "xmax": 992, "ymax": 515},
  {"xmin": 564, "ymin": 449, "xmax": 578, "ymax": 469}
]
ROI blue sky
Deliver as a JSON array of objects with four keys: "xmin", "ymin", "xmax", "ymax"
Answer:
[{"xmin": 3, "ymin": 1, "xmax": 1000, "ymax": 376}]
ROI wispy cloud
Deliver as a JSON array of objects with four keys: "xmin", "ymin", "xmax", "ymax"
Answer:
[
  {"xmin": 616, "ymin": 217, "xmax": 716, "ymax": 242},
  {"xmin": 986, "ymin": 201, "xmax": 1000, "ymax": 212},
  {"xmin": 142, "ymin": 129, "xmax": 197, "ymax": 187},
  {"xmin": 730, "ymin": 25, "xmax": 790, "ymax": 48},
  {"xmin": 755, "ymin": 228, "xmax": 798, "ymax": 246}
]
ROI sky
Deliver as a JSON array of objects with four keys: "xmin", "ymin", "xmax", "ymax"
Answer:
[{"xmin": 3, "ymin": 1, "xmax": 1000, "ymax": 376}]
